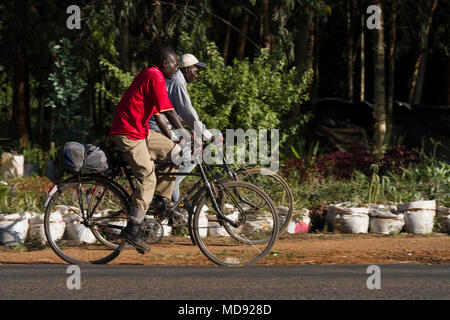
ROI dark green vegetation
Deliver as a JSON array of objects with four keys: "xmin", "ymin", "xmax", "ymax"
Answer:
[
  {"xmin": 0, "ymin": 1, "xmax": 449, "ymax": 230},
  {"xmin": 0, "ymin": 1, "xmax": 449, "ymax": 153}
]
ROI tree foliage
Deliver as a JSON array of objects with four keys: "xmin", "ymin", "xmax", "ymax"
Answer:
[
  {"xmin": 0, "ymin": 0, "xmax": 449, "ymax": 154},
  {"xmin": 45, "ymin": 38, "xmax": 90, "ymax": 144}
]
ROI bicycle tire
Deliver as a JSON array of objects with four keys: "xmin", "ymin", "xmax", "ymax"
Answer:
[
  {"xmin": 44, "ymin": 176, "xmax": 127, "ymax": 264},
  {"xmin": 237, "ymin": 167, "xmax": 294, "ymax": 234},
  {"xmin": 192, "ymin": 181, "xmax": 278, "ymax": 266}
]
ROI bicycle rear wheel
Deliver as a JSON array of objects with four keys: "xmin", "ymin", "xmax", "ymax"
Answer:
[
  {"xmin": 44, "ymin": 176, "xmax": 127, "ymax": 264},
  {"xmin": 192, "ymin": 181, "xmax": 278, "ymax": 266},
  {"xmin": 237, "ymin": 167, "xmax": 294, "ymax": 234}
]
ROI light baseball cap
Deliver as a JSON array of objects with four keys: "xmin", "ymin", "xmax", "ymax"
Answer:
[{"xmin": 178, "ymin": 54, "xmax": 206, "ymax": 68}]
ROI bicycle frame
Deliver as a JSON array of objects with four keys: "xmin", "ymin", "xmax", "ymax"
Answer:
[{"xmin": 106, "ymin": 150, "xmax": 243, "ymax": 228}]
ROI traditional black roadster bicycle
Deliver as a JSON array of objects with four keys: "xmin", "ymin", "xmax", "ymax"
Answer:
[{"xmin": 44, "ymin": 141, "xmax": 280, "ymax": 266}]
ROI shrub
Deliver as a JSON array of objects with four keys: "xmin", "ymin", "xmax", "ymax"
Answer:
[
  {"xmin": 0, "ymin": 176, "xmax": 53, "ymax": 214},
  {"xmin": 282, "ymin": 146, "xmax": 422, "ymax": 181}
]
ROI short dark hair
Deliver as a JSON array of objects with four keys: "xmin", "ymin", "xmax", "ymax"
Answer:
[{"xmin": 152, "ymin": 46, "xmax": 177, "ymax": 66}]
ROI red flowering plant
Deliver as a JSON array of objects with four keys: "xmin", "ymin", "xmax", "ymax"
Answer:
[
  {"xmin": 0, "ymin": 176, "xmax": 53, "ymax": 214},
  {"xmin": 282, "ymin": 145, "xmax": 422, "ymax": 181}
]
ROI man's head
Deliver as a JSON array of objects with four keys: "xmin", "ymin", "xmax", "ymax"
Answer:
[
  {"xmin": 153, "ymin": 47, "xmax": 178, "ymax": 79},
  {"xmin": 178, "ymin": 54, "xmax": 206, "ymax": 83}
]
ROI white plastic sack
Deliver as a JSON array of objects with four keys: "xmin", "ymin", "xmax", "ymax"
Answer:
[
  {"xmin": 197, "ymin": 206, "xmax": 209, "ymax": 238},
  {"xmin": 328, "ymin": 203, "xmax": 370, "ymax": 233},
  {"xmin": 29, "ymin": 212, "xmax": 66, "ymax": 244},
  {"xmin": 0, "ymin": 212, "xmax": 30, "ymax": 246},
  {"xmin": 66, "ymin": 221, "xmax": 97, "ymax": 243},
  {"xmin": 207, "ymin": 208, "xmax": 242, "ymax": 238},
  {"xmin": 286, "ymin": 219, "xmax": 297, "ymax": 234},
  {"xmin": 0, "ymin": 152, "xmax": 24, "ymax": 178},
  {"xmin": 369, "ymin": 216, "xmax": 405, "ymax": 235},
  {"xmin": 241, "ymin": 211, "xmax": 274, "ymax": 234},
  {"xmin": 207, "ymin": 203, "xmax": 237, "ymax": 237},
  {"xmin": 369, "ymin": 205, "xmax": 404, "ymax": 235},
  {"xmin": 207, "ymin": 212, "xmax": 234, "ymax": 238},
  {"xmin": 53, "ymin": 205, "xmax": 82, "ymax": 223},
  {"xmin": 398, "ymin": 200, "xmax": 436, "ymax": 234},
  {"xmin": 65, "ymin": 212, "xmax": 102, "ymax": 244},
  {"xmin": 335, "ymin": 213, "xmax": 369, "ymax": 233},
  {"xmin": 158, "ymin": 218, "xmax": 172, "ymax": 237}
]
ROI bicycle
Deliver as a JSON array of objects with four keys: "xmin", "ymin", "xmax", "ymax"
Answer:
[
  {"xmin": 44, "ymin": 141, "xmax": 279, "ymax": 266},
  {"xmin": 207, "ymin": 150, "xmax": 294, "ymax": 235},
  {"xmin": 124, "ymin": 142, "xmax": 294, "ymax": 243}
]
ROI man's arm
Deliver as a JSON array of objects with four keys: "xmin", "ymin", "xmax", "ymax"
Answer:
[
  {"xmin": 153, "ymin": 113, "xmax": 173, "ymax": 140},
  {"xmin": 171, "ymin": 82, "xmax": 214, "ymax": 141},
  {"xmin": 163, "ymin": 109, "xmax": 194, "ymax": 144}
]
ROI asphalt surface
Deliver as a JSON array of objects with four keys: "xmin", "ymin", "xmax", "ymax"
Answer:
[{"xmin": 0, "ymin": 264, "xmax": 448, "ymax": 301}]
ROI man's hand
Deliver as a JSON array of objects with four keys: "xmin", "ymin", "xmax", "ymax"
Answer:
[{"xmin": 210, "ymin": 135, "xmax": 224, "ymax": 143}]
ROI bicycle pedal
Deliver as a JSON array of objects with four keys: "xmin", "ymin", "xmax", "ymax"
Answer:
[{"xmin": 136, "ymin": 248, "xmax": 146, "ymax": 255}]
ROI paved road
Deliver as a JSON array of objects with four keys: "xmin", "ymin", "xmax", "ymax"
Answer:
[{"xmin": 0, "ymin": 265, "xmax": 448, "ymax": 300}]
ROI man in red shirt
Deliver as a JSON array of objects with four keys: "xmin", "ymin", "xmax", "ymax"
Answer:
[{"xmin": 108, "ymin": 47, "xmax": 189, "ymax": 252}]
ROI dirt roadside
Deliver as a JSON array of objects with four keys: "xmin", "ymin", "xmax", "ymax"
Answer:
[{"xmin": 0, "ymin": 233, "xmax": 448, "ymax": 266}]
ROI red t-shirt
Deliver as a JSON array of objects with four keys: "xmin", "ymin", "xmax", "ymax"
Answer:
[{"xmin": 108, "ymin": 66, "xmax": 174, "ymax": 140}]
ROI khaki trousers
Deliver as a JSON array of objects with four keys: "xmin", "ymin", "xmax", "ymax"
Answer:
[{"xmin": 110, "ymin": 131, "xmax": 181, "ymax": 223}]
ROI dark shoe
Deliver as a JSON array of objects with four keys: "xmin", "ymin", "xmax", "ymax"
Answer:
[
  {"xmin": 150, "ymin": 195, "xmax": 176, "ymax": 218},
  {"xmin": 151, "ymin": 195, "xmax": 176, "ymax": 210},
  {"xmin": 120, "ymin": 222, "xmax": 151, "ymax": 252}
]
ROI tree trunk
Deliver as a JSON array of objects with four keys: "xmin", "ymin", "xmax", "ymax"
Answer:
[
  {"xmin": 373, "ymin": 1, "xmax": 386, "ymax": 153},
  {"xmin": 12, "ymin": 55, "xmax": 30, "ymax": 146},
  {"xmin": 223, "ymin": 18, "xmax": 231, "ymax": 64},
  {"xmin": 312, "ymin": 16, "xmax": 320, "ymax": 98},
  {"xmin": 150, "ymin": 0, "xmax": 163, "ymax": 65},
  {"xmin": 91, "ymin": 84, "xmax": 97, "ymax": 138},
  {"xmin": 295, "ymin": 13, "xmax": 310, "ymax": 73},
  {"xmin": 43, "ymin": 104, "xmax": 52, "ymax": 150},
  {"xmin": 386, "ymin": 0, "xmax": 397, "ymax": 140},
  {"xmin": 12, "ymin": 46, "xmax": 30, "ymax": 146},
  {"xmin": 237, "ymin": 8, "xmax": 250, "ymax": 60},
  {"xmin": 360, "ymin": 10, "xmax": 365, "ymax": 102},
  {"xmin": 307, "ymin": 13, "xmax": 315, "ymax": 73},
  {"xmin": 119, "ymin": 17, "xmax": 130, "ymax": 72},
  {"xmin": 98, "ymin": 81, "xmax": 104, "ymax": 127},
  {"xmin": 262, "ymin": 0, "xmax": 271, "ymax": 49},
  {"xmin": 447, "ymin": 55, "xmax": 450, "ymax": 105},
  {"xmin": 346, "ymin": 0, "xmax": 354, "ymax": 102},
  {"xmin": 11, "ymin": 0, "xmax": 31, "ymax": 146},
  {"xmin": 409, "ymin": 0, "xmax": 438, "ymax": 104}
]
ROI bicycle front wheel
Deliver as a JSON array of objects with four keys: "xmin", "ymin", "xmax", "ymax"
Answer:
[
  {"xmin": 44, "ymin": 176, "xmax": 127, "ymax": 264},
  {"xmin": 237, "ymin": 167, "xmax": 294, "ymax": 234},
  {"xmin": 192, "ymin": 181, "xmax": 278, "ymax": 266}
]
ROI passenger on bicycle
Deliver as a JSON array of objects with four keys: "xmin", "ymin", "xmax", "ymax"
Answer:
[
  {"xmin": 108, "ymin": 47, "xmax": 191, "ymax": 252},
  {"xmin": 148, "ymin": 53, "xmax": 221, "ymax": 202}
]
